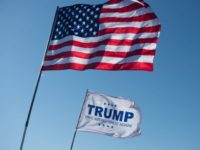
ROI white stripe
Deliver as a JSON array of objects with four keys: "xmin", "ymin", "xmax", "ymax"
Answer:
[
  {"xmin": 100, "ymin": 7, "xmax": 152, "ymax": 18},
  {"xmin": 47, "ymin": 43, "xmax": 157, "ymax": 56},
  {"xmin": 99, "ymin": 18, "xmax": 160, "ymax": 30},
  {"xmin": 49, "ymin": 32, "xmax": 159, "ymax": 45},
  {"xmin": 43, "ymin": 55, "xmax": 154, "ymax": 66},
  {"xmin": 103, "ymin": 0, "xmax": 134, "ymax": 9},
  {"xmin": 131, "ymin": 0, "xmax": 146, "ymax": 6}
]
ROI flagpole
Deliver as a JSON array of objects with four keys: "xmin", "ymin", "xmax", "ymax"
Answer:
[
  {"xmin": 19, "ymin": 6, "xmax": 60, "ymax": 150},
  {"xmin": 69, "ymin": 89, "xmax": 89, "ymax": 150}
]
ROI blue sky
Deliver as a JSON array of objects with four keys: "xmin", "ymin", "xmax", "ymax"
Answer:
[{"xmin": 0, "ymin": 0, "xmax": 200, "ymax": 150}]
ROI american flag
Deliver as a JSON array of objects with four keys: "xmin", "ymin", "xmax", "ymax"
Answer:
[{"xmin": 42, "ymin": 0, "xmax": 161, "ymax": 71}]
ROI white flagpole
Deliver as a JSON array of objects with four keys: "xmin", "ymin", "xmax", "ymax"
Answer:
[
  {"xmin": 19, "ymin": 6, "xmax": 60, "ymax": 150},
  {"xmin": 69, "ymin": 89, "xmax": 89, "ymax": 150}
]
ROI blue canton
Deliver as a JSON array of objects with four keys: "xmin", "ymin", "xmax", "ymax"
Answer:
[{"xmin": 52, "ymin": 4, "xmax": 102, "ymax": 40}]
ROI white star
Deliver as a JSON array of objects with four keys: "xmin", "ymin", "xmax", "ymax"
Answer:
[
  {"xmin": 93, "ymin": 31, "xmax": 97, "ymax": 35},
  {"xmin": 77, "ymin": 25, "xmax": 81, "ymax": 29},
  {"xmin": 90, "ymin": 11, "xmax": 94, "ymax": 15},
  {"xmin": 86, "ymin": 16, "xmax": 90, "ymax": 20},
  {"xmin": 94, "ymin": 15, "xmax": 98, "ymax": 18},
  {"xmin": 81, "ymin": 29, "xmax": 84, "ymax": 33},
  {"xmin": 90, "ymin": 20, "xmax": 94, "ymax": 24},
  {"xmin": 73, "ymin": 21, "xmax": 77, "ymax": 25}
]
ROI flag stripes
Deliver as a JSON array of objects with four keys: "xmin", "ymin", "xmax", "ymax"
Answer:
[
  {"xmin": 101, "ymin": 3, "xmax": 145, "ymax": 13},
  {"xmin": 45, "ymin": 49, "xmax": 155, "ymax": 61},
  {"xmin": 99, "ymin": 25, "xmax": 160, "ymax": 35},
  {"xmin": 42, "ymin": 62, "xmax": 153, "ymax": 71},
  {"xmin": 42, "ymin": 0, "xmax": 161, "ymax": 71},
  {"xmin": 46, "ymin": 43, "xmax": 157, "ymax": 56},
  {"xmin": 99, "ymin": 13, "xmax": 157, "ymax": 23},
  {"xmin": 100, "ymin": 7, "xmax": 153, "ymax": 18},
  {"xmin": 106, "ymin": 0, "xmax": 123, "ymax": 5},
  {"xmin": 48, "ymin": 38, "xmax": 158, "ymax": 50},
  {"xmin": 99, "ymin": 19, "xmax": 160, "ymax": 29}
]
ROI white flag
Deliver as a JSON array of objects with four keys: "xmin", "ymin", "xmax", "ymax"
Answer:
[{"xmin": 77, "ymin": 90, "xmax": 141, "ymax": 138}]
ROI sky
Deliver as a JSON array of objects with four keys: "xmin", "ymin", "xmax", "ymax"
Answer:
[{"xmin": 0, "ymin": 0, "xmax": 200, "ymax": 150}]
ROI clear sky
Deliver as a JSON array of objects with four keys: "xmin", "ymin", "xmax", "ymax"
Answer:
[{"xmin": 1, "ymin": 0, "xmax": 200, "ymax": 150}]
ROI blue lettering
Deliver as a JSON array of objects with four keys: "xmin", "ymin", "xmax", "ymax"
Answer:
[
  {"xmin": 124, "ymin": 112, "xmax": 134, "ymax": 122},
  {"xmin": 95, "ymin": 106, "xmax": 103, "ymax": 117},
  {"xmin": 112, "ymin": 110, "xmax": 123, "ymax": 121},
  {"xmin": 104, "ymin": 108, "xmax": 113, "ymax": 119},
  {"xmin": 88, "ymin": 104, "xmax": 95, "ymax": 115},
  {"xmin": 87, "ymin": 105, "xmax": 134, "ymax": 123}
]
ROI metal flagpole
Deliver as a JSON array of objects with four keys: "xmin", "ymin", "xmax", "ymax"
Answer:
[
  {"xmin": 19, "ymin": 6, "xmax": 60, "ymax": 150},
  {"xmin": 69, "ymin": 89, "xmax": 89, "ymax": 150}
]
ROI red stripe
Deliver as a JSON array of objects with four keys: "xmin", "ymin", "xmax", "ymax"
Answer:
[
  {"xmin": 45, "ymin": 49, "xmax": 155, "ymax": 61},
  {"xmin": 42, "ymin": 62, "xmax": 153, "ymax": 71},
  {"xmin": 106, "ymin": 0, "xmax": 123, "ymax": 4},
  {"xmin": 48, "ymin": 38, "xmax": 158, "ymax": 50},
  {"xmin": 99, "ymin": 13, "xmax": 157, "ymax": 23},
  {"xmin": 99, "ymin": 25, "xmax": 161, "ymax": 35},
  {"xmin": 101, "ymin": 3, "xmax": 144, "ymax": 13}
]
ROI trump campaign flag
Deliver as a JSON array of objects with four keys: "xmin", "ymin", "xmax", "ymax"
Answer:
[
  {"xmin": 77, "ymin": 90, "xmax": 141, "ymax": 138},
  {"xmin": 42, "ymin": 0, "xmax": 161, "ymax": 71}
]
